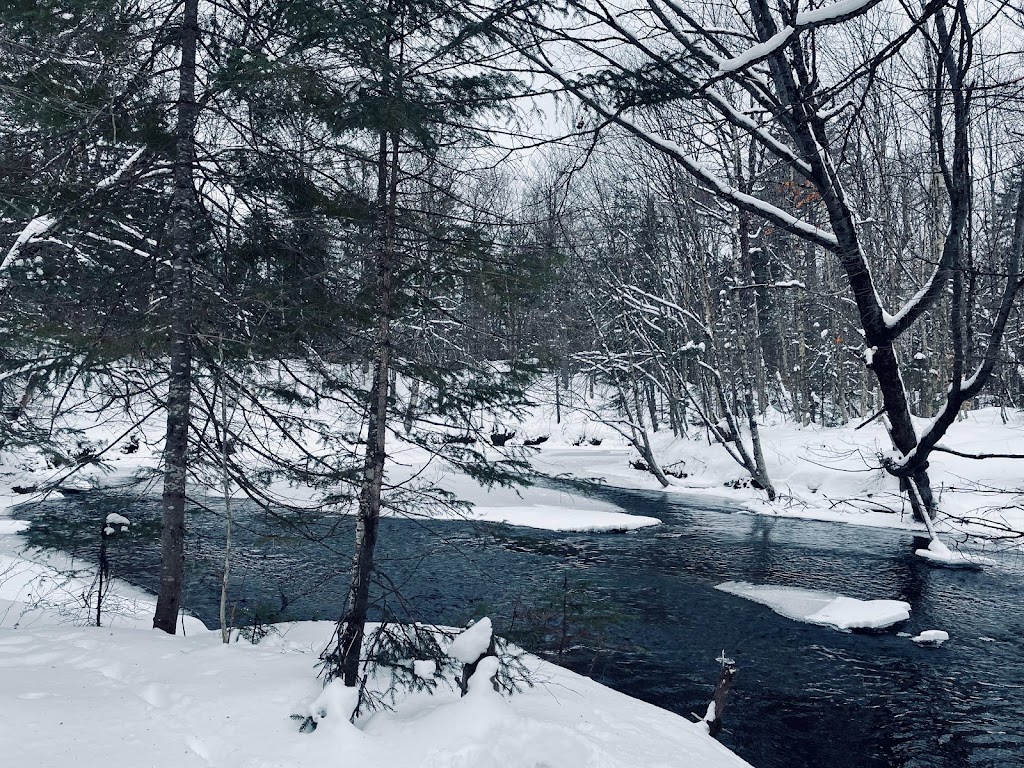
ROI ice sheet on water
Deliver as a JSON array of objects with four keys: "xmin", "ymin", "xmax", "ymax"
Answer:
[
  {"xmin": 915, "ymin": 537, "xmax": 994, "ymax": 568},
  {"xmin": 716, "ymin": 581, "xmax": 911, "ymax": 630},
  {"xmin": 0, "ymin": 519, "xmax": 29, "ymax": 534}
]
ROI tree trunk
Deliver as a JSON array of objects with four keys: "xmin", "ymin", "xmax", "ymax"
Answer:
[
  {"xmin": 868, "ymin": 343, "xmax": 936, "ymax": 518},
  {"xmin": 334, "ymin": 127, "xmax": 398, "ymax": 687},
  {"xmin": 219, "ymin": 359, "xmax": 233, "ymax": 643},
  {"xmin": 153, "ymin": 0, "xmax": 199, "ymax": 635}
]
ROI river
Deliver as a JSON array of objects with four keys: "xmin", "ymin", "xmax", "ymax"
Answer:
[{"xmin": 12, "ymin": 485, "xmax": 1024, "ymax": 768}]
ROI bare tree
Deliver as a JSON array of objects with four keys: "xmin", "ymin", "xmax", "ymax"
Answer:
[{"xmin": 504, "ymin": 0, "xmax": 1024, "ymax": 521}]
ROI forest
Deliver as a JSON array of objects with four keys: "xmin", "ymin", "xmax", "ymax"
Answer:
[{"xmin": 2, "ymin": 1, "xmax": 1023, "ymax": 767}]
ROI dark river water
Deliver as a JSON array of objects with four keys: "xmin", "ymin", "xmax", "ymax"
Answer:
[{"xmin": 12, "ymin": 486, "xmax": 1024, "ymax": 768}]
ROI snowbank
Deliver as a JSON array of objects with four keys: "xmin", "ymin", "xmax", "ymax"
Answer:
[
  {"xmin": 0, "ymin": 618, "xmax": 753, "ymax": 768},
  {"xmin": 716, "ymin": 581, "xmax": 911, "ymax": 631},
  {"xmin": 520, "ymin": 396, "xmax": 1024, "ymax": 544}
]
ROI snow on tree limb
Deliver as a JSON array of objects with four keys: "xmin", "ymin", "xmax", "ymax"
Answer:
[
  {"xmin": 716, "ymin": 0, "xmax": 881, "ymax": 76},
  {"xmin": 1, "ymin": 215, "xmax": 57, "ymax": 286},
  {"xmin": 95, "ymin": 147, "xmax": 146, "ymax": 190}
]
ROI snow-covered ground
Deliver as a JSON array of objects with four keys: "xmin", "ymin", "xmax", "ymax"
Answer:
[{"xmin": 511, "ymin": 382, "xmax": 1024, "ymax": 545}]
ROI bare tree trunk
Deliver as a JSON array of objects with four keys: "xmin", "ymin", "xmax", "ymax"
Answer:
[
  {"xmin": 218, "ymin": 355, "xmax": 233, "ymax": 644},
  {"xmin": 153, "ymin": 0, "xmax": 199, "ymax": 635},
  {"xmin": 744, "ymin": 388, "xmax": 775, "ymax": 500},
  {"xmin": 332, "ymin": 126, "xmax": 399, "ymax": 688}
]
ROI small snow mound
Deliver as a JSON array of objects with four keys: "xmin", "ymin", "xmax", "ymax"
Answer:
[
  {"xmin": 106, "ymin": 513, "xmax": 131, "ymax": 527},
  {"xmin": 716, "ymin": 581, "xmax": 910, "ymax": 630},
  {"xmin": 307, "ymin": 679, "xmax": 359, "ymax": 731},
  {"xmin": 466, "ymin": 655, "xmax": 500, "ymax": 697},
  {"xmin": 413, "ymin": 659, "xmax": 436, "ymax": 678},
  {"xmin": 449, "ymin": 617, "xmax": 493, "ymax": 664},
  {"xmin": 911, "ymin": 630, "xmax": 949, "ymax": 645}
]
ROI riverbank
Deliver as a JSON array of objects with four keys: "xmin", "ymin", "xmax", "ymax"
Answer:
[
  {"xmin": 1, "ymin": 379, "xmax": 1021, "ymax": 768},
  {"xmin": 0, "ymin": 623, "xmax": 752, "ymax": 768},
  {"xmin": 0, "ymin": 514, "xmax": 752, "ymax": 768},
  {"xmin": 515, "ymin": 393, "xmax": 1024, "ymax": 547},
  {"xmin": 2, "ymin": 372, "xmax": 1023, "ymax": 544}
]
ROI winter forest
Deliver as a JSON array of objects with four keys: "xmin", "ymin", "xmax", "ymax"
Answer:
[{"xmin": 2, "ymin": 1, "xmax": 1023, "ymax": 767}]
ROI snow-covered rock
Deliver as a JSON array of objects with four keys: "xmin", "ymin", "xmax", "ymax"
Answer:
[{"xmin": 105, "ymin": 512, "xmax": 130, "ymax": 527}]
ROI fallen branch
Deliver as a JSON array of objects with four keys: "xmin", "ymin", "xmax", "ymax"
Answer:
[{"xmin": 933, "ymin": 445, "xmax": 1024, "ymax": 460}]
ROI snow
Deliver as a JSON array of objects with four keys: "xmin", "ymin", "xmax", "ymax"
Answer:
[
  {"xmin": 105, "ymin": 512, "xmax": 131, "ymax": 526},
  {"xmin": 448, "ymin": 617, "xmax": 493, "ymax": 664},
  {"xmin": 462, "ymin": 504, "xmax": 658, "ymax": 532},
  {"xmin": 0, "ymin": 611, "xmax": 752, "ymax": 768},
  {"xmin": 795, "ymin": 0, "xmax": 878, "ymax": 25},
  {"xmin": 95, "ymin": 147, "xmax": 145, "ymax": 190},
  {"xmin": 515, "ymin": 388, "xmax": 1024, "ymax": 547},
  {"xmin": 717, "ymin": 27, "xmax": 794, "ymax": 74},
  {"xmin": 716, "ymin": 581, "xmax": 911, "ymax": 630},
  {"xmin": 413, "ymin": 659, "xmax": 437, "ymax": 678},
  {"xmin": 466, "ymin": 654, "xmax": 500, "ymax": 694},
  {"xmin": 914, "ymin": 537, "xmax": 995, "ymax": 568},
  {"xmin": 1, "ymin": 214, "xmax": 56, "ymax": 276},
  {"xmin": 305, "ymin": 677, "xmax": 360, "ymax": 729},
  {"xmin": 0, "ymin": 519, "xmax": 29, "ymax": 534},
  {"xmin": 911, "ymin": 630, "xmax": 949, "ymax": 645}
]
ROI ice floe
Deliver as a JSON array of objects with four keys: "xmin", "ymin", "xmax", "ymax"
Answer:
[{"xmin": 715, "ymin": 581, "xmax": 911, "ymax": 631}]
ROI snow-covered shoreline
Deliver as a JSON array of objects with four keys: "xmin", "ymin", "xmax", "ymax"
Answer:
[
  {"xmin": 0, "ymin": 505, "xmax": 753, "ymax": 768},
  {"xmin": 522, "ymin": 405, "xmax": 1024, "ymax": 546}
]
